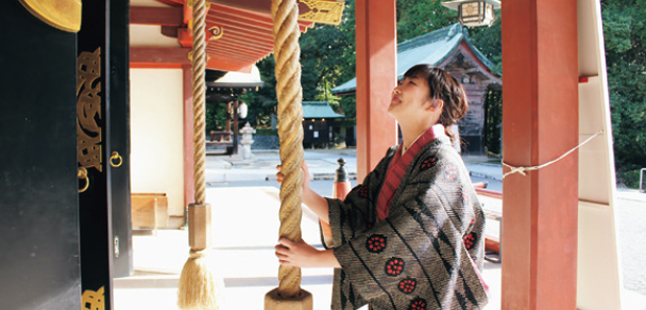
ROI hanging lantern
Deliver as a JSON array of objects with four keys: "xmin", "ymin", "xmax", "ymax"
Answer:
[
  {"xmin": 238, "ymin": 101, "xmax": 248, "ymax": 119},
  {"xmin": 442, "ymin": 0, "xmax": 500, "ymax": 28}
]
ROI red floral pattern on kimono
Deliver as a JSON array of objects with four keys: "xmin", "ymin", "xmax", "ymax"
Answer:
[
  {"xmin": 324, "ymin": 127, "xmax": 488, "ymax": 310},
  {"xmin": 377, "ymin": 124, "xmax": 445, "ymax": 221}
]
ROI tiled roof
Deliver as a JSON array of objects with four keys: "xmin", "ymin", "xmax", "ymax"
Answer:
[
  {"xmin": 332, "ymin": 23, "xmax": 497, "ymax": 94},
  {"xmin": 302, "ymin": 101, "xmax": 345, "ymax": 119}
]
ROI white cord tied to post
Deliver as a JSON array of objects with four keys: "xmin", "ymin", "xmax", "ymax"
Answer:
[{"xmin": 502, "ymin": 130, "xmax": 604, "ymax": 179}]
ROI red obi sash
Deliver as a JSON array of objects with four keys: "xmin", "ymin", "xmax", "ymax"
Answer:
[{"xmin": 376, "ymin": 124, "xmax": 445, "ymax": 221}]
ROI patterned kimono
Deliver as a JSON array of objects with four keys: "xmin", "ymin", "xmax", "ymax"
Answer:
[{"xmin": 324, "ymin": 127, "xmax": 488, "ymax": 310}]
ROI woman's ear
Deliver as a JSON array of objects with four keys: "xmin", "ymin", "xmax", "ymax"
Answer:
[{"xmin": 427, "ymin": 99, "xmax": 443, "ymax": 112}]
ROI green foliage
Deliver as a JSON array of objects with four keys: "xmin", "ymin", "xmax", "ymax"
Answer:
[
  {"xmin": 240, "ymin": 56, "xmax": 278, "ymax": 128},
  {"xmin": 617, "ymin": 169, "xmax": 643, "ymax": 189},
  {"xmin": 299, "ymin": 0, "xmax": 357, "ymax": 116},
  {"xmin": 240, "ymin": 0, "xmax": 645, "ymax": 187},
  {"xmin": 242, "ymin": 1, "xmax": 357, "ymax": 128},
  {"xmin": 483, "ymin": 89, "xmax": 503, "ymax": 156},
  {"xmin": 396, "ymin": 0, "xmax": 458, "ymax": 41},
  {"xmin": 468, "ymin": 18, "xmax": 502, "ymax": 74},
  {"xmin": 602, "ymin": 0, "xmax": 646, "ymax": 186},
  {"xmin": 206, "ymin": 101, "xmax": 229, "ymax": 132},
  {"xmin": 244, "ymin": 0, "xmax": 502, "ymax": 130},
  {"xmin": 254, "ymin": 128, "xmax": 278, "ymax": 136}
]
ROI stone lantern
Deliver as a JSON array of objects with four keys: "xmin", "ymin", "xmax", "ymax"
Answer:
[{"xmin": 239, "ymin": 122, "xmax": 256, "ymax": 160}]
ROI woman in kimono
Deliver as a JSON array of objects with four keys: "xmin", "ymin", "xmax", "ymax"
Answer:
[{"xmin": 276, "ymin": 64, "xmax": 488, "ymax": 310}]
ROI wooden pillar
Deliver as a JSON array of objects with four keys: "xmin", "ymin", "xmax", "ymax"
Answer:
[
  {"xmin": 183, "ymin": 64, "xmax": 195, "ymax": 211},
  {"xmin": 233, "ymin": 99, "xmax": 240, "ymax": 155},
  {"xmin": 501, "ymin": 1, "xmax": 578, "ymax": 309},
  {"xmin": 109, "ymin": 0, "xmax": 133, "ymax": 278},
  {"xmin": 354, "ymin": 0, "xmax": 398, "ymax": 180}
]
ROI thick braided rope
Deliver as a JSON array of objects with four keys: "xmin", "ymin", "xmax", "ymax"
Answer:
[
  {"xmin": 271, "ymin": 0, "xmax": 305, "ymax": 298},
  {"xmin": 192, "ymin": 0, "xmax": 207, "ymax": 205}
]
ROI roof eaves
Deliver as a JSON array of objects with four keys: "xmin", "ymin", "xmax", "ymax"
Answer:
[{"xmin": 397, "ymin": 23, "xmax": 462, "ymax": 53}]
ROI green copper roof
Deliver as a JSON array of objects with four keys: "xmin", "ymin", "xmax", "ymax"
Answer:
[
  {"xmin": 302, "ymin": 101, "xmax": 345, "ymax": 119},
  {"xmin": 332, "ymin": 23, "xmax": 497, "ymax": 94}
]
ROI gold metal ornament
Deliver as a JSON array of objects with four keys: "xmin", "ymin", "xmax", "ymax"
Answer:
[
  {"xmin": 78, "ymin": 167, "xmax": 89, "ymax": 193},
  {"xmin": 19, "ymin": 0, "xmax": 82, "ymax": 32},
  {"xmin": 298, "ymin": 0, "xmax": 345, "ymax": 25},
  {"xmin": 77, "ymin": 48, "xmax": 103, "ymax": 173},
  {"xmin": 109, "ymin": 151, "xmax": 123, "ymax": 168},
  {"xmin": 208, "ymin": 26, "xmax": 224, "ymax": 40},
  {"xmin": 81, "ymin": 286, "xmax": 105, "ymax": 310}
]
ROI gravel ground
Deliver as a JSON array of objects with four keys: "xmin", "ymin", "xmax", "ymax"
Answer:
[{"xmin": 616, "ymin": 194, "xmax": 646, "ymax": 295}]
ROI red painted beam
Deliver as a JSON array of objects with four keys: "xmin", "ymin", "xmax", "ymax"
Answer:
[
  {"xmin": 211, "ymin": 35, "xmax": 274, "ymax": 49},
  {"xmin": 211, "ymin": 0, "xmax": 273, "ymax": 12},
  {"xmin": 207, "ymin": 26, "xmax": 275, "ymax": 46},
  {"xmin": 206, "ymin": 16, "xmax": 275, "ymax": 34},
  {"xmin": 206, "ymin": 45, "xmax": 269, "ymax": 59},
  {"xmin": 209, "ymin": 2, "xmax": 312, "ymax": 32},
  {"xmin": 485, "ymin": 236, "xmax": 501, "ymax": 253},
  {"xmin": 156, "ymin": 0, "xmax": 182, "ymax": 6},
  {"xmin": 476, "ymin": 188, "xmax": 503, "ymax": 199},
  {"xmin": 209, "ymin": 39, "xmax": 273, "ymax": 54},
  {"xmin": 501, "ymin": 0, "xmax": 579, "ymax": 309},
  {"xmin": 130, "ymin": 6, "xmax": 184, "ymax": 26},
  {"xmin": 204, "ymin": 22, "xmax": 275, "ymax": 41},
  {"xmin": 209, "ymin": 8, "xmax": 273, "ymax": 25},
  {"xmin": 210, "ymin": 0, "xmax": 315, "ymax": 24},
  {"xmin": 354, "ymin": 0, "xmax": 398, "ymax": 180},
  {"xmin": 205, "ymin": 48, "xmax": 261, "ymax": 62}
]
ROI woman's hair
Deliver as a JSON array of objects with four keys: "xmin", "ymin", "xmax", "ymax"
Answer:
[{"xmin": 403, "ymin": 64, "xmax": 469, "ymax": 142}]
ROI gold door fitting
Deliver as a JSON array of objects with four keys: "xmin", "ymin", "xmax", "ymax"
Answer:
[{"xmin": 110, "ymin": 151, "xmax": 123, "ymax": 168}]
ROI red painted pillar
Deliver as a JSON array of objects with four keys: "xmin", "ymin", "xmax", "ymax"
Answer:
[
  {"xmin": 501, "ymin": 1, "xmax": 578, "ymax": 309},
  {"xmin": 183, "ymin": 65, "xmax": 195, "ymax": 210},
  {"xmin": 355, "ymin": 0, "xmax": 398, "ymax": 180}
]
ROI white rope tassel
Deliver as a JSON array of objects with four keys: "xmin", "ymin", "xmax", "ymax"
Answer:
[{"xmin": 502, "ymin": 130, "xmax": 604, "ymax": 179}]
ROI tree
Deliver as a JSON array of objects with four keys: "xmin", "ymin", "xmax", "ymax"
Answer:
[
  {"xmin": 244, "ymin": 0, "xmax": 357, "ymax": 129},
  {"xmin": 468, "ymin": 18, "xmax": 502, "ymax": 74},
  {"xmin": 239, "ymin": 56, "xmax": 278, "ymax": 128},
  {"xmin": 601, "ymin": 0, "xmax": 646, "ymax": 186},
  {"xmin": 396, "ymin": 0, "xmax": 458, "ymax": 41}
]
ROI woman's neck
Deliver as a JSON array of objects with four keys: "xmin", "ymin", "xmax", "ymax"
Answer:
[{"xmin": 400, "ymin": 122, "xmax": 432, "ymax": 150}]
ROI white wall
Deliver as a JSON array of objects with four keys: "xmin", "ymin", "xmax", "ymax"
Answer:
[{"xmin": 130, "ymin": 68, "xmax": 185, "ymax": 217}]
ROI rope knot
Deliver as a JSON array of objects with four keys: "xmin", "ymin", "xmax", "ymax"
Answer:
[
  {"xmin": 502, "ymin": 163, "xmax": 527, "ymax": 179},
  {"xmin": 189, "ymin": 249, "xmax": 207, "ymax": 259}
]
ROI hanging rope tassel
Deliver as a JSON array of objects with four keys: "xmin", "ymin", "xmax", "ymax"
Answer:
[
  {"xmin": 265, "ymin": 0, "xmax": 312, "ymax": 308},
  {"xmin": 177, "ymin": 0, "xmax": 224, "ymax": 309}
]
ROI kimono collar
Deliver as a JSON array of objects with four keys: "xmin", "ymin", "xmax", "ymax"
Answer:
[
  {"xmin": 402, "ymin": 124, "xmax": 446, "ymax": 155},
  {"xmin": 377, "ymin": 124, "xmax": 446, "ymax": 221}
]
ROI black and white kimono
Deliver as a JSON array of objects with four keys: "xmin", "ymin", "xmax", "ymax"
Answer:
[{"xmin": 324, "ymin": 134, "xmax": 488, "ymax": 310}]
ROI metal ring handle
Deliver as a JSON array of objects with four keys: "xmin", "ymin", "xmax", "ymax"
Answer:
[
  {"xmin": 110, "ymin": 151, "xmax": 123, "ymax": 168},
  {"xmin": 78, "ymin": 167, "xmax": 89, "ymax": 193}
]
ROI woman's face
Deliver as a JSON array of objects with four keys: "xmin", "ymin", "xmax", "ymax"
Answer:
[{"xmin": 388, "ymin": 75, "xmax": 432, "ymax": 121}]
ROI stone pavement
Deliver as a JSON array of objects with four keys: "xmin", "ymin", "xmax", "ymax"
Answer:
[
  {"xmin": 113, "ymin": 147, "xmax": 646, "ymax": 309},
  {"xmin": 204, "ymin": 149, "xmax": 504, "ymax": 183}
]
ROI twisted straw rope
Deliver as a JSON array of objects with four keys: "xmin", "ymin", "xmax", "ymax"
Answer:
[
  {"xmin": 192, "ymin": 0, "xmax": 207, "ymax": 205},
  {"xmin": 502, "ymin": 130, "xmax": 603, "ymax": 179},
  {"xmin": 272, "ymin": 0, "xmax": 305, "ymax": 298}
]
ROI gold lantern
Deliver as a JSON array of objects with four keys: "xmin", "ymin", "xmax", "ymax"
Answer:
[{"xmin": 442, "ymin": 0, "xmax": 500, "ymax": 28}]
